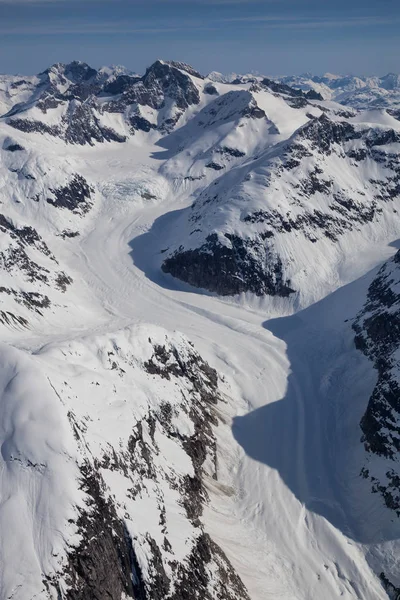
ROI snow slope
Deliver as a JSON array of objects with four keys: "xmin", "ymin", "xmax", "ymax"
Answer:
[{"xmin": 0, "ymin": 59, "xmax": 399, "ymax": 600}]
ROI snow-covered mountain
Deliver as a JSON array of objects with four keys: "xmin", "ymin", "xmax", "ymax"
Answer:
[
  {"xmin": 1, "ymin": 326, "xmax": 249, "ymax": 599},
  {"xmin": 277, "ymin": 72, "xmax": 400, "ymax": 110},
  {"xmin": 0, "ymin": 59, "xmax": 400, "ymax": 600}
]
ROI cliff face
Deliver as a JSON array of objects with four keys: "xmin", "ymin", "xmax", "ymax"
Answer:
[
  {"xmin": 0, "ymin": 326, "xmax": 249, "ymax": 600},
  {"xmin": 353, "ymin": 251, "xmax": 400, "ymax": 516}
]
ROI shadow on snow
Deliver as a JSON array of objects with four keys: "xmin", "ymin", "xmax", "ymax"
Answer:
[
  {"xmin": 232, "ymin": 262, "xmax": 400, "ymax": 545},
  {"xmin": 130, "ymin": 211, "xmax": 400, "ymax": 544}
]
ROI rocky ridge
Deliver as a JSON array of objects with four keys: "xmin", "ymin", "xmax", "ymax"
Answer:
[
  {"xmin": 161, "ymin": 111, "xmax": 400, "ymax": 298},
  {"xmin": 0, "ymin": 326, "xmax": 250, "ymax": 600},
  {"xmin": 353, "ymin": 251, "xmax": 400, "ymax": 516}
]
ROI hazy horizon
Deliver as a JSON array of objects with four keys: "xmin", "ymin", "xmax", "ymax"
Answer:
[{"xmin": 0, "ymin": 0, "xmax": 398, "ymax": 76}]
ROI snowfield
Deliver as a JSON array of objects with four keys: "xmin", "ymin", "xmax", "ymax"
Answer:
[{"xmin": 0, "ymin": 60, "xmax": 399, "ymax": 599}]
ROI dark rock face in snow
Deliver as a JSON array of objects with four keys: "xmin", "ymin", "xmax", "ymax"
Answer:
[
  {"xmin": 102, "ymin": 74, "xmax": 142, "ymax": 96},
  {"xmin": 353, "ymin": 251, "xmax": 400, "ymax": 515},
  {"xmin": 261, "ymin": 78, "xmax": 324, "ymax": 101},
  {"xmin": 38, "ymin": 174, "xmax": 94, "ymax": 214},
  {"xmin": 63, "ymin": 101, "xmax": 127, "ymax": 145},
  {"xmin": 204, "ymin": 82, "xmax": 219, "ymax": 96},
  {"xmin": 140, "ymin": 61, "xmax": 200, "ymax": 109},
  {"xmin": 8, "ymin": 103, "xmax": 126, "ymax": 146},
  {"xmin": 103, "ymin": 60, "xmax": 201, "ymax": 132},
  {"xmin": 130, "ymin": 115, "xmax": 157, "ymax": 133},
  {"xmin": 388, "ymin": 108, "xmax": 400, "ymax": 122},
  {"xmin": 7, "ymin": 117, "xmax": 63, "ymax": 137},
  {"xmin": 49, "ymin": 336, "xmax": 250, "ymax": 600},
  {"xmin": 379, "ymin": 572, "xmax": 400, "ymax": 600},
  {"xmin": 58, "ymin": 463, "xmax": 137, "ymax": 600},
  {"xmin": 162, "ymin": 233, "xmax": 294, "ymax": 297},
  {"xmin": 3, "ymin": 59, "xmax": 202, "ymax": 144},
  {"xmin": 298, "ymin": 113, "xmax": 360, "ymax": 152},
  {"xmin": 161, "ymin": 112, "xmax": 400, "ymax": 297},
  {"xmin": 166, "ymin": 60, "xmax": 204, "ymax": 80},
  {"xmin": 3, "ymin": 139, "xmax": 24, "ymax": 152},
  {"xmin": 0, "ymin": 213, "xmax": 73, "ymax": 323}
]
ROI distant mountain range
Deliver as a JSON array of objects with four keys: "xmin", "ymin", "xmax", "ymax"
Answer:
[{"xmin": 208, "ymin": 70, "xmax": 400, "ymax": 111}]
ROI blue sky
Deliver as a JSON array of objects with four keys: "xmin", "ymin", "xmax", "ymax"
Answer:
[{"xmin": 0, "ymin": 0, "xmax": 398, "ymax": 76}]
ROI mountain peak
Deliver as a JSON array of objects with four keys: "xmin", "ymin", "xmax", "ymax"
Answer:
[
  {"xmin": 42, "ymin": 60, "xmax": 98, "ymax": 83},
  {"xmin": 143, "ymin": 59, "xmax": 203, "ymax": 80},
  {"xmin": 165, "ymin": 60, "xmax": 204, "ymax": 79}
]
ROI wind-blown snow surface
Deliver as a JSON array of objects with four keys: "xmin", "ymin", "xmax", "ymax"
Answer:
[{"xmin": 0, "ymin": 59, "xmax": 400, "ymax": 599}]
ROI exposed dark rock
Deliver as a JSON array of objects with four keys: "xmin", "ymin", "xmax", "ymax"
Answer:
[
  {"xmin": 162, "ymin": 233, "xmax": 294, "ymax": 296},
  {"xmin": 3, "ymin": 142, "xmax": 24, "ymax": 152},
  {"xmin": 298, "ymin": 114, "xmax": 360, "ymax": 153},
  {"xmin": 353, "ymin": 250, "xmax": 400, "ymax": 514},
  {"xmin": 64, "ymin": 101, "xmax": 126, "ymax": 145},
  {"xmin": 61, "ymin": 337, "xmax": 249, "ymax": 600},
  {"xmin": 204, "ymin": 83, "xmax": 218, "ymax": 96},
  {"xmin": 231, "ymin": 75, "xmax": 258, "ymax": 85},
  {"xmin": 7, "ymin": 118, "xmax": 62, "ymax": 137},
  {"xmin": 59, "ymin": 463, "xmax": 137, "ymax": 600},
  {"xmin": 164, "ymin": 107, "xmax": 400, "ymax": 298},
  {"xmin": 36, "ymin": 61, "xmax": 101, "ymax": 104},
  {"xmin": 130, "ymin": 115, "xmax": 157, "ymax": 133},
  {"xmin": 55, "ymin": 272, "xmax": 73, "ymax": 292},
  {"xmin": 286, "ymin": 96, "xmax": 309, "ymax": 109},
  {"xmin": 58, "ymin": 229, "xmax": 80, "ymax": 239},
  {"xmin": 0, "ymin": 212, "xmax": 74, "ymax": 324},
  {"xmin": 242, "ymin": 195, "xmax": 379, "ymax": 243},
  {"xmin": 305, "ymin": 89, "xmax": 324, "ymax": 100},
  {"xmin": 104, "ymin": 60, "xmax": 200, "ymax": 123},
  {"xmin": 0, "ymin": 310, "xmax": 28, "ymax": 328},
  {"xmin": 166, "ymin": 61, "xmax": 204, "ymax": 80},
  {"xmin": 142, "ymin": 535, "xmax": 171, "ymax": 599},
  {"xmin": 102, "ymin": 74, "xmax": 142, "ymax": 96},
  {"xmin": 379, "ymin": 571, "xmax": 400, "ymax": 599},
  {"xmin": 45, "ymin": 174, "xmax": 93, "ymax": 213},
  {"xmin": 36, "ymin": 94, "xmax": 64, "ymax": 113},
  {"xmin": 170, "ymin": 533, "xmax": 250, "ymax": 600},
  {"xmin": 300, "ymin": 167, "xmax": 333, "ymax": 196},
  {"xmin": 142, "ymin": 60, "xmax": 200, "ymax": 110},
  {"xmin": 365, "ymin": 128, "xmax": 400, "ymax": 147},
  {"xmin": 261, "ymin": 77, "xmax": 323, "ymax": 101},
  {"xmin": 205, "ymin": 162, "xmax": 224, "ymax": 171},
  {"xmin": 60, "ymin": 61, "xmax": 98, "ymax": 83},
  {"xmin": 242, "ymin": 103, "xmax": 266, "ymax": 119},
  {"xmin": 388, "ymin": 109, "xmax": 400, "ymax": 122},
  {"xmin": 216, "ymin": 146, "xmax": 245, "ymax": 158},
  {"xmin": 0, "ymin": 287, "xmax": 51, "ymax": 314},
  {"xmin": 347, "ymin": 148, "xmax": 368, "ymax": 161},
  {"xmin": 8, "ymin": 103, "xmax": 125, "ymax": 145},
  {"xmin": 0, "ymin": 213, "xmax": 56, "ymax": 283}
]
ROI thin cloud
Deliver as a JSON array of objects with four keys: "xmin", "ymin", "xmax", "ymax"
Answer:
[
  {"xmin": 223, "ymin": 14, "xmax": 400, "ymax": 26},
  {"xmin": 259, "ymin": 16, "xmax": 400, "ymax": 29},
  {"xmin": 0, "ymin": 0, "xmax": 117, "ymax": 3},
  {"xmin": 0, "ymin": 0, "xmax": 274, "ymax": 3},
  {"xmin": 0, "ymin": 13, "xmax": 398, "ymax": 35},
  {"xmin": 0, "ymin": 20, "xmax": 219, "ymax": 35}
]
